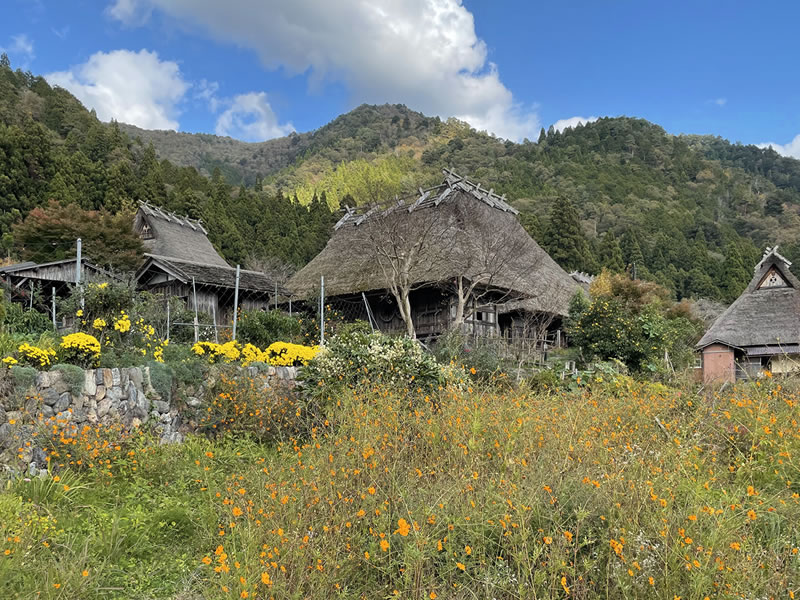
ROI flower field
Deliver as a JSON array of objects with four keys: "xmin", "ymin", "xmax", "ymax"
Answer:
[{"xmin": 1, "ymin": 375, "xmax": 799, "ymax": 599}]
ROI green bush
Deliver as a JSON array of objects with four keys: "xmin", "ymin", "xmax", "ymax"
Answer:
[
  {"xmin": 433, "ymin": 328, "xmax": 508, "ymax": 378},
  {"xmin": 161, "ymin": 344, "xmax": 207, "ymax": 386},
  {"xmin": 568, "ymin": 272, "xmax": 703, "ymax": 373},
  {"xmin": 51, "ymin": 364, "xmax": 85, "ymax": 396},
  {"xmin": 10, "ymin": 365, "xmax": 37, "ymax": 394},
  {"xmin": 305, "ymin": 327, "xmax": 458, "ymax": 394},
  {"xmin": 526, "ymin": 368, "xmax": 560, "ymax": 391},
  {"xmin": 237, "ymin": 309, "xmax": 302, "ymax": 348},
  {"xmin": 61, "ymin": 281, "xmax": 134, "ymax": 324},
  {"xmin": 2, "ymin": 302, "xmax": 52, "ymax": 336},
  {"xmin": 147, "ymin": 361, "xmax": 174, "ymax": 402}
]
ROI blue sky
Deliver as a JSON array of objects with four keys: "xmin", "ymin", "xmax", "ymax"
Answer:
[{"xmin": 2, "ymin": 0, "xmax": 799, "ymax": 156}]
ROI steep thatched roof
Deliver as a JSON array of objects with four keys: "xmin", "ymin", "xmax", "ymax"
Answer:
[
  {"xmin": 697, "ymin": 247, "xmax": 800, "ymax": 350},
  {"xmin": 288, "ymin": 170, "xmax": 579, "ymax": 316},
  {"xmin": 135, "ymin": 202, "xmax": 229, "ymax": 267},
  {"xmin": 136, "ymin": 255, "xmax": 283, "ymax": 294}
]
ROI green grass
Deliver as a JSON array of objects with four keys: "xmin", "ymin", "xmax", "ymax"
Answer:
[{"xmin": 1, "ymin": 376, "xmax": 798, "ymax": 599}]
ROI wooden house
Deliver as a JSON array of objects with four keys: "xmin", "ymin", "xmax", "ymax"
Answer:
[
  {"xmin": 696, "ymin": 247, "xmax": 800, "ymax": 383},
  {"xmin": 133, "ymin": 203, "xmax": 278, "ymax": 323},
  {"xmin": 288, "ymin": 170, "xmax": 580, "ymax": 342},
  {"xmin": 0, "ymin": 257, "xmax": 117, "ymax": 301}
]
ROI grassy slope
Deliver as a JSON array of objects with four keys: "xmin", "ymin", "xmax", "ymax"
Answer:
[{"xmin": 2, "ymin": 377, "xmax": 798, "ymax": 599}]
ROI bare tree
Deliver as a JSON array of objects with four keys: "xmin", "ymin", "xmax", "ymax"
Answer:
[
  {"xmin": 354, "ymin": 199, "xmax": 452, "ymax": 338},
  {"xmin": 445, "ymin": 203, "xmax": 536, "ymax": 330},
  {"xmin": 245, "ymin": 255, "xmax": 297, "ymax": 286}
]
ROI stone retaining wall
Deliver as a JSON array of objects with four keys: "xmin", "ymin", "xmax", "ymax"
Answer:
[{"xmin": 0, "ymin": 364, "xmax": 299, "ymax": 467}]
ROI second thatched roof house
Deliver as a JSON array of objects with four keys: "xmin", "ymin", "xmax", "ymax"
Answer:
[
  {"xmin": 133, "ymin": 202, "xmax": 279, "ymax": 324},
  {"xmin": 697, "ymin": 246, "xmax": 800, "ymax": 383},
  {"xmin": 288, "ymin": 170, "xmax": 580, "ymax": 341}
]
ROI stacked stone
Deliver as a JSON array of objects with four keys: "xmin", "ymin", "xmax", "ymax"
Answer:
[{"xmin": 0, "ymin": 364, "xmax": 301, "ymax": 464}]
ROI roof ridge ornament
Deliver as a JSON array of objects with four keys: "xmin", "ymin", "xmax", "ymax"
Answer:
[{"xmin": 755, "ymin": 244, "xmax": 792, "ymax": 273}]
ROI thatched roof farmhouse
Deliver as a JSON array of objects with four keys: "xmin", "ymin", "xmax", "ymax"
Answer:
[
  {"xmin": 289, "ymin": 170, "xmax": 579, "ymax": 341},
  {"xmin": 697, "ymin": 246, "xmax": 800, "ymax": 383},
  {"xmin": 134, "ymin": 202, "xmax": 278, "ymax": 323}
]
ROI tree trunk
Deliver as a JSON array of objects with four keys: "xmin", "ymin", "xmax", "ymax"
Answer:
[
  {"xmin": 452, "ymin": 276, "xmax": 467, "ymax": 329},
  {"xmin": 397, "ymin": 287, "xmax": 416, "ymax": 339}
]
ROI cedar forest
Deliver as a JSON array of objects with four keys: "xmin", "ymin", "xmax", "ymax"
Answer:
[{"xmin": 4, "ymin": 54, "xmax": 800, "ymax": 302}]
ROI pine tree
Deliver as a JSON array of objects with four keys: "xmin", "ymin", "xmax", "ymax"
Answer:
[
  {"xmin": 541, "ymin": 196, "xmax": 593, "ymax": 272},
  {"xmin": 598, "ymin": 232, "xmax": 625, "ymax": 272},
  {"xmin": 519, "ymin": 212, "xmax": 542, "ymax": 240},
  {"xmin": 620, "ymin": 231, "xmax": 644, "ymax": 274},
  {"xmin": 719, "ymin": 243, "xmax": 750, "ymax": 302}
]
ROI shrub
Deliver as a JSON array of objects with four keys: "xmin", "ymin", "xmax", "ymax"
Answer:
[
  {"xmin": 2, "ymin": 302, "xmax": 52, "ymax": 335},
  {"xmin": 50, "ymin": 364, "xmax": 85, "ymax": 396},
  {"xmin": 16, "ymin": 343, "xmax": 56, "ymax": 370},
  {"xmin": 59, "ymin": 333, "xmax": 101, "ymax": 367},
  {"xmin": 200, "ymin": 369, "xmax": 312, "ymax": 442},
  {"xmin": 526, "ymin": 368, "xmax": 560, "ymax": 391},
  {"xmin": 10, "ymin": 365, "xmax": 37, "ymax": 395},
  {"xmin": 237, "ymin": 309, "xmax": 302, "ymax": 347},
  {"xmin": 161, "ymin": 344, "xmax": 207, "ymax": 386},
  {"xmin": 191, "ymin": 341, "xmax": 240, "ymax": 364},
  {"xmin": 147, "ymin": 360, "xmax": 174, "ymax": 402},
  {"xmin": 567, "ymin": 272, "xmax": 702, "ymax": 372},
  {"xmin": 264, "ymin": 341, "xmax": 319, "ymax": 366},
  {"xmin": 305, "ymin": 329, "xmax": 455, "ymax": 393},
  {"xmin": 433, "ymin": 329, "xmax": 507, "ymax": 378}
]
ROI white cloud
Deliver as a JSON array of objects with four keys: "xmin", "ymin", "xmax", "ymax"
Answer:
[
  {"xmin": 45, "ymin": 49, "xmax": 189, "ymax": 130},
  {"xmin": 106, "ymin": 0, "xmax": 152, "ymax": 26},
  {"xmin": 106, "ymin": 0, "xmax": 539, "ymax": 141},
  {"xmin": 713, "ymin": 97, "xmax": 727, "ymax": 106},
  {"xmin": 195, "ymin": 78, "xmax": 221, "ymax": 112},
  {"xmin": 552, "ymin": 115, "xmax": 597, "ymax": 133},
  {"xmin": 215, "ymin": 92, "xmax": 294, "ymax": 141},
  {"xmin": 758, "ymin": 135, "xmax": 800, "ymax": 159},
  {"xmin": 1, "ymin": 34, "xmax": 35, "ymax": 67}
]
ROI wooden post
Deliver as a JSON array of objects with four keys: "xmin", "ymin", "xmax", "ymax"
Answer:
[
  {"xmin": 320, "ymin": 276, "xmax": 325, "ymax": 346},
  {"xmin": 51, "ymin": 287, "xmax": 56, "ymax": 330},
  {"xmin": 192, "ymin": 277, "xmax": 199, "ymax": 343},
  {"xmin": 211, "ymin": 303, "xmax": 219, "ymax": 343},
  {"xmin": 232, "ymin": 265, "xmax": 240, "ymax": 341}
]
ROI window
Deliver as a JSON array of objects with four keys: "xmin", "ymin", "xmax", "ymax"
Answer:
[{"xmin": 758, "ymin": 267, "xmax": 787, "ymax": 289}]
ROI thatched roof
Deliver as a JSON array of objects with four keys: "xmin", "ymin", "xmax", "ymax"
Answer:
[
  {"xmin": 136, "ymin": 255, "xmax": 283, "ymax": 294},
  {"xmin": 135, "ymin": 202, "xmax": 229, "ymax": 267},
  {"xmin": 288, "ymin": 170, "xmax": 579, "ymax": 316},
  {"xmin": 697, "ymin": 247, "xmax": 800, "ymax": 350}
]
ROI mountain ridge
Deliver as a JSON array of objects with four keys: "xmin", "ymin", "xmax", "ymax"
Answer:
[{"xmin": 3, "ymin": 56, "xmax": 800, "ymax": 303}]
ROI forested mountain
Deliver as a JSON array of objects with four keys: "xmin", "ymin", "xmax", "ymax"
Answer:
[
  {"xmin": 3, "ymin": 54, "xmax": 800, "ymax": 303},
  {"xmin": 0, "ymin": 56, "xmax": 336, "ymax": 272}
]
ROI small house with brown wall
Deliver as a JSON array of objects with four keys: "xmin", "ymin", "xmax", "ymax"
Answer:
[{"xmin": 697, "ymin": 247, "xmax": 800, "ymax": 383}]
